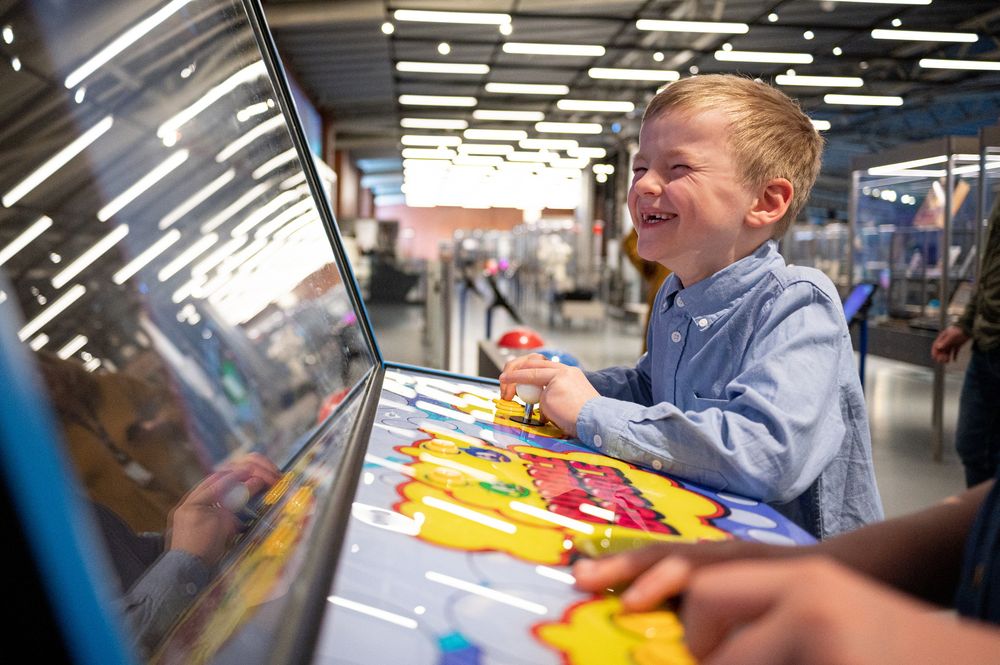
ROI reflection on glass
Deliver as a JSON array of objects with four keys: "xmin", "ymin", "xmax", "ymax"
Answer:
[{"xmin": 0, "ymin": 0, "xmax": 374, "ymax": 659}]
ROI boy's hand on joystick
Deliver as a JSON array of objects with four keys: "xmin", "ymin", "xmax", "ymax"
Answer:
[{"xmin": 516, "ymin": 383, "xmax": 543, "ymax": 425}]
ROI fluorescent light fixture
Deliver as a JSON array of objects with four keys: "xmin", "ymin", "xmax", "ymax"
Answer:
[
  {"xmin": 160, "ymin": 169, "xmax": 235, "ymax": 229},
  {"xmin": 453, "ymin": 155, "xmax": 503, "ymax": 167},
  {"xmin": 919, "ymin": 58, "xmax": 1000, "ymax": 72},
  {"xmin": 520, "ymin": 138, "xmax": 578, "ymax": 150},
  {"xmin": 550, "ymin": 158, "xmax": 589, "ymax": 169},
  {"xmin": 811, "ymin": 119, "xmax": 832, "ymax": 131},
  {"xmin": 868, "ymin": 155, "xmax": 945, "ymax": 174},
  {"xmin": 396, "ymin": 61, "xmax": 489, "ymax": 75},
  {"xmin": 200, "ymin": 182, "xmax": 271, "ymax": 233},
  {"xmin": 535, "ymin": 121, "xmax": 602, "ymax": 134},
  {"xmin": 401, "ymin": 135, "xmax": 462, "ymax": 147},
  {"xmin": 775, "ymin": 74, "xmax": 864, "ymax": 87},
  {"xmin": 421, "ymin": 496, "xmax": 516, "ymax": 533},
  {"xmin": 485, "ymin": 82, "xmax": 569, "ymax": 95},
  {"xmin": 215, "ymin": 114, "xmax": 284, "ymax": 162},
  {"xmin": 393, "ymin": 9, "xmax": 511, "ymax": 25},
  {"xmin": 588, "ymin": 67, "xmax": 679, "ymax": 82},
  {"xmin": 18, "ymin": 284, "xmax": 86, "ymax": 341},
  {"xmin": 112, "ymin": 229, "xmax": 182, "ymax": 284},
  {"xmin": 825, "ymin": 93, "xmax": 903, "ymax": 106},
  {"xmin": 425, "ymin": 571, "xmax": 547, "ymax": 615},
  {"xmin": 158, "ymin": 233, "xmax": 219, "ymax": 281},
  {"xmin": 230, "ymin": 190, "xmax": 308, "ymax": 237},
  {"xmin": 236, "ymin": 101, "xmax": 273, "ymax": 122},
  {"xmin": 190, "ymin": 236, "xmax": 248, "ymax": 277},
  {"xmin": 458, "ymin": 144, "xmax": 513, "ymax": 155},
  {"xmin": 535, "ymin": 566, "xmax": 575, "ymax": 585},
  {"xmin": 715, "ymin": 50, "xmax": 813, "ymax": 64},
  {"xmin": 56, "ymin": 334, "xmax": 88, "ymax": 360},
  {"xmin": 464, "ymin": 128, "xmax": 527, "ymax": 141},
  {"xmin": 254, "ymin": 202, "xmax": 316, "ymax": 239},
  {"xmin": 52, "ymin": 224, "xmax": 129, "ymax": 289},
  {"xmin": 252, "ymin": 148, "xmax": 297, "ymax": 180},
  {"xmin": 473, "ymin": 109, "xmax": 545, "ymax": 121},
  {"xmin": 401, "ymin": 117, "xmax": 468, "ymax": 130},
  {"xmin": 0, "ymin": 216, "xmax": 52, "ymax": 267},
  {"xmin": 872, "ymin": 28, "xmax": 977, "ymax": 42},
  {"xmin": 98, "ymin": 150, "xmax": 189, "ymax": 222},
  {"xmin": 3, "ymin": 116, "xmax": 114, "ymax": 207},
  {"xmin": 64, "ymin": 0, "xmax": 193, "ymax": 88},
  {"xmin": 635, "ymin": 18, "xmax": 749, "ymax": 34},
  {"xmin": 29, "ymin": 334, "xmax": 49, "ymax": 351},
  {"xmin": 401, "ymin": 148, "xmax": 457, "ymax": 160},
  {"xmin": 506, "ymin": 151, "xmax": 555, "ymax": 163},
  {"xmin": 399, "ymin": 94, "xmax": 477, "ymax": 107},
  {"xmin": 556, "ymin": 99, "xmax": 635, "ymax": 113},
  {"xmin": 327, "ymin": 596, "xmax": 418, "ymax": 630},
  {"xmin": 157, "ymin": 62, "xmax": 267, "ymax": 143},
  {"xmin": 502, "ymin": 42, "xmax": 605, "ymax": 57},
  {"xmin": 568, "ymin": 147, "xmax": 606, "ymax": 158}
]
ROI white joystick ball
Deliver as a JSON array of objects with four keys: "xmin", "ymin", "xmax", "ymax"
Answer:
[
  {"xmin": 221, "ymin": 483, "xmax": 250, "ymax": 513},
  {"xmin": 516, "ymin": 383, "xmax": 542, "ymax": 405}
]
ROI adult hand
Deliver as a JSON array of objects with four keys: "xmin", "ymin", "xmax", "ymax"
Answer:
[
  {"xmin": 931, "ymin": 325, "xmax": 970, "ymax": 364},
  {"xmin": 573, "ymin": 539, "xmax": 800, "ymax": 612},
  {"xmin": 499, "ymin": 356, "xmax": 599, "ymax": 437},
  {"xmin": 678, "ymin": 557, "xmax": 1000, "ymax": 665}
]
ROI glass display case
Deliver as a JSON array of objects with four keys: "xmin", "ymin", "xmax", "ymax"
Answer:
[
  {"xmin": 1, "ymin": 2, "xmax": 816, "ymax": 665},
  {"xmin": 849, "ymin": 137, "xmax": 984, "ymax": 324},
  {"xmin": 782, "ymin": 222, "xmax": 851, "ymax": 290}
]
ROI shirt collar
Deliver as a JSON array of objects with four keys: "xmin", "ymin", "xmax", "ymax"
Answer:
[{"xmin": 661, "ymin": 240, "xmax": 782, "ymax": 328}]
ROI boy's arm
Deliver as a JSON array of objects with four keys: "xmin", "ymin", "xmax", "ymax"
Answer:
[
  {"xmin": 584, "ymin": 349, "xmax": 654, "ymax": 405},
  {"xmin": 577, "ymin": 281, "xmax": 856, "ymax": 504}
]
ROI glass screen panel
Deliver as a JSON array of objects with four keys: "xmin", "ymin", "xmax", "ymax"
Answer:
[{"xmin": 0, "ymin": 0, "xmax": 374, "ymax": 658}]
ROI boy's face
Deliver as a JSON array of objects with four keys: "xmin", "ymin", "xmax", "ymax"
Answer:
[{"xmin": 628, "ymin": 108, "xmax": 758, "ymax": 285}]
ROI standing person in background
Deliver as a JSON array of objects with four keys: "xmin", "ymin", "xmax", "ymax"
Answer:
[
  {"xmin": 932, "ymin": 197, "xmax": 1000, "ymax": 487},
  {"xmin": 622, "ymin": 228, "xmax": 671, "ymax": 353}
]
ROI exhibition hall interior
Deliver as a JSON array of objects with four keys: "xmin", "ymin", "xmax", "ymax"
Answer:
[{"xmin": 0, "ymin": 0, "xmax": 999, "ymax": 663}]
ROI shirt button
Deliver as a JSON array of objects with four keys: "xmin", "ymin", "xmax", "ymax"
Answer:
[
  {"xmin": 697, "ymin": 318, "xmax": 708, "ymax": 329},
  {"xmin": 651, "ymin": 459, "xmax": 663, "ymax": 470},
  {"xmin": 593, "ymin": 434, "xmax": 603, "ymax": 448},
  {"xmin": 185, "ymin": 582, "xmax": 198, "ymax": 596},
  {"xmin": 676, "ymin": 296, "xmax": 685, "ymax": 307},
  {"xmin": 671, "ymin": 331, "xmax": 682, "ymax": 343}
]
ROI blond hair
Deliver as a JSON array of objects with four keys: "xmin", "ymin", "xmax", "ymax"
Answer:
[{"xmin": 643, "ymin": 74, "xmax": 823, "ymax": 238}]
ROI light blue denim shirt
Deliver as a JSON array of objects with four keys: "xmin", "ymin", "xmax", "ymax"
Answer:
[{"xmin": 578, "ymin": 240, "xmax": 883, "ymax": 538}]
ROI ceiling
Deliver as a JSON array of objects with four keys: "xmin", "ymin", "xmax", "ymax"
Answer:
[{"xmin": 262, "ymin": 0, "xmax": 1000, "ymax": 215}]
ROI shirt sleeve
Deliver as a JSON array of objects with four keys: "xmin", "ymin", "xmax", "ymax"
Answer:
[
  {"xmin": 584, "ymin": 349, "xmax": 654, "ymax": 406},
  {"xmin": 577, "ymin": 281, "xmax": 848, "ymax": 504},
  {"xmin": 119, "ymin": 550, "xmax": 213, "ymax": 655}
]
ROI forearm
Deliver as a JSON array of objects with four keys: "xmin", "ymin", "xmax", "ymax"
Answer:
[{"xmin": 813, "ymin": 481, "xmax": 992, "ymax": 605}]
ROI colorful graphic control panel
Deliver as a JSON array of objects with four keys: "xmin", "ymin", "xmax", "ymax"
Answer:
[{"xmin": 313, "ymin": 368, "xmax": 813, "ymax": 665}]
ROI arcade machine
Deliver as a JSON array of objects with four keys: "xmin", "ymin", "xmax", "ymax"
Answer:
[{"xmin": 0, "ymin": 1, "xmax": 813, "ymax": 664}]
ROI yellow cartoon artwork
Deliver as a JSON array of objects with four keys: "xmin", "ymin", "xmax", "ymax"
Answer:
[
  {"xmin": 391, "ymin": 401, "xmax": 730, "ymax": 566},
  {"xmin": 535, "ymin": 597, "xmax": 697, "ymax": 665}
]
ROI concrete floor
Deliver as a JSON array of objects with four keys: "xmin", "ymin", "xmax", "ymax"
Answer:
[{"xmin": 368, "ymin": 300, "xmax": 967, "ymax": 521}]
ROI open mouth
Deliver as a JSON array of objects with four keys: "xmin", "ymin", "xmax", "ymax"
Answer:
[{"xmin": 641, "ymin": 212, "xmax": 677, "ymax": 224}]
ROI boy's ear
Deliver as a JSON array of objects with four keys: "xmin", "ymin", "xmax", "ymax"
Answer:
[{"xmin": 745, "ymin": 178, "xmax": 794, "ymax": 230}]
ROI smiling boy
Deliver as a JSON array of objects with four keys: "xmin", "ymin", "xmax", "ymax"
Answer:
[{"xmin": 501, "ymin": 75, "xmax": 882, "ymax": 538}]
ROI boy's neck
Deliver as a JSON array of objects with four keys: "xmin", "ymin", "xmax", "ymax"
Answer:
[{"xmin": 673, "ymin": 237, "xmax": 774, "ymax": 288}]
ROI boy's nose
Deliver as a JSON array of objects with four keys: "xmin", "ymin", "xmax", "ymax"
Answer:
[{"xmin": 633, "ymin": 172, "xmax": 662, "ymax": 196}]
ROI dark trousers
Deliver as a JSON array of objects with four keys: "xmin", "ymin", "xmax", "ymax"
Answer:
[{"xmin": 956, "ymin": 344, "xmax": 1000, "ymax": 487}]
